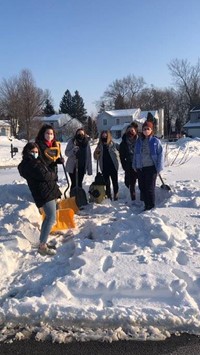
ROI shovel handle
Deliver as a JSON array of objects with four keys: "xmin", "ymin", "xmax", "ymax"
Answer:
[
  {"xmin": 60, "ymin": 152, "xmax": 70, "ymax": 198},
  {"xmin": 158, "ymin": 174, "xmax": 165, "ymax": 185}
]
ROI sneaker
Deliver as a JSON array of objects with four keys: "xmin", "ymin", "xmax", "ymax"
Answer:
[{"xmin": 38, "ymin": 246, "xmax": 56, "ymax": 256}]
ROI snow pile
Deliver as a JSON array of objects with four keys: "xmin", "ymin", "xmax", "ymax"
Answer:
[{"xmin": 0, "ymin": 136, "xmax": 200, "ymax": 343}]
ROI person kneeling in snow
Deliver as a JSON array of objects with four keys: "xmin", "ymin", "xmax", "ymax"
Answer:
[{"xmin": 18, "ymin": 142, "xmax": 62, "ymax": 256}]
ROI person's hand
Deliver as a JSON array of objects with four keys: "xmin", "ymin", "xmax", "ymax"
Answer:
[
  {"xmin": 56, "ymin": 157, "xmax": 64, "ymax": 164},
  {"xmin": 95, "ymin": 148, "xmax": 101, "ymax": 155}
]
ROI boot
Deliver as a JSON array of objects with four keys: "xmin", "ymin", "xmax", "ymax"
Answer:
[
  {"xmin": 114, "ymin": 193, "xmax": 118, "ymax": 201},
  {"xmin": 130, "ymin": 191, "xmax": 136, "ymax": 201}
]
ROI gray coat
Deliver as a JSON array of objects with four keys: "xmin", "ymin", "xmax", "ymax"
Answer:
[
  {"xmin": 65, "ymin": 138, "xmax": 92, "ymax": 175},
  {"xmin": 94, "ymin": 141, "xmax": 119, "ymax": 172}
]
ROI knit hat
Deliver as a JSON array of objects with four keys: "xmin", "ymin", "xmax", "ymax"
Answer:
[{"xmin": 142, "ymin": 121, "xmax": 153, "ymax": 130}]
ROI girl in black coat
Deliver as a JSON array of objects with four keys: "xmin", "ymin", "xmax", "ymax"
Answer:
[
  {"xmin": 119, "ymin": 123, "xmax": 138, "ymax": 202},
  {"xmin": 35, "ymin": 124, "xmax": 64, "ymax": 179},
  {"xmin": 18, "ymin": 142, "xmax": 62, "ymax": 256}
]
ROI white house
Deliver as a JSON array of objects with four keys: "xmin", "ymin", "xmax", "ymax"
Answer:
[
  {"xmin": 138, "ymin": 109, "xmax": 164, "ymax": 138},
  {"xmin": 38, "ymin": 114, "xmax": 82, "ymax": 141},
  {"xmin": 183, "ymin": 106, "xmax": 200, "ymax": 138},
  {"xmin": 97, "ymin": 108, "xmax": 164, "ymax": 138},
  {"xmin": 97, "ymin": 109, "xmax": 141, "ymax": 138},
  {"xmin": 0, "ymin": 120, "xmax": 11, "ymax": 137}
]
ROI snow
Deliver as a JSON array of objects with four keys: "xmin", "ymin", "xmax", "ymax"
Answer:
[{"xmin": 0, "ymin": 135, "xmax": 200, "ymax": 343}]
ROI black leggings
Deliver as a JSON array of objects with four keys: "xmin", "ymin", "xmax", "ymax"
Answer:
[
  {"xmin": 137, "ymin": 166, "xmax": 157, "ymax": 209},
  {"xmin": 103, "ymin": 169, "xmax": 118, "ymax": 198}
]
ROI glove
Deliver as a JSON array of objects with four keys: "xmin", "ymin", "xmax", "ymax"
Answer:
[{"xmin": 56, "ymin": 157, "xmax": 64, "ymax": 164}]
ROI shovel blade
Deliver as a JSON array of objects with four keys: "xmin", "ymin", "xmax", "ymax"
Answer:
[
  {"xmin": 70, "ymin": 187, "xmax": 88, "ymax": 208},
  {"xmin": 42, "ymin": 207, "xmax": 76, "ymax": 232},
  {"xmin": 160, "ymin": 184, "xmax": 171, "ymax": 191},
  {"xmin": 58, "ymin": 196, "xmax": 79, "ymax": 214},
  {"xmin": 51, "ymin": 208, "xmax": 75, "ymax": 232}
]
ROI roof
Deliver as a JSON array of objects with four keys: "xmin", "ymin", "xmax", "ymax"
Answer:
[
  {"xmin": 41, "ymin": 113, "xmax": 72, "ymax": 125},
  {"xmin": 110, "ymin": 123, "xmax": 130, "ymax": 131},
  {"xmin": 39, "ymin": 114, "xmax": 81, "ymax": 128},
  {"xmin": 190, "ymin": 105, "xmax": 200, "ymax": 112},
  {"xmin": 140, "ymin": 110, "xmax": 159, "ymax": 118},
  {"xmin": 183, "ymin": 121, "xmax": 200, "ymax": 128},
  {"xmin": 105, "ymin": 108, "xmax": 140, "ymax": 117},
  {"xmin": 0, "ymin": 120, "xmax": 11, "ymax": 127}
]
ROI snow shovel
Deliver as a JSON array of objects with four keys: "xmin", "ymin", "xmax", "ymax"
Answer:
[
  {"xmin": 58, "ymin": 163, "xmax": 79, "ymax": 214},
  {"xmin": 41, "ymin": 162, "xmax": 77, "ymax": 231},
  {"xmin": 70, "ymin": 159, "xmax": 88, "ymax": 208},
  {"xmin": 159, "ymin": 174, "xmax": 171, "ymax": 191},
  {"xmin": 51, "ymin": 207, "xmax": 75, "ymax": 232},
  {"xmin": 41, "ymin": 206, "xmax": 75, "ymax": 232}
]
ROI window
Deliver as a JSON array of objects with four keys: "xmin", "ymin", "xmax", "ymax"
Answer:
[
  {"xmin": 103, "ymin": 119, "xmax": 107, "ymax": 126},
  {"xmin": 116, "ymin": 118, "xmax": 120, "ymax": 125}
]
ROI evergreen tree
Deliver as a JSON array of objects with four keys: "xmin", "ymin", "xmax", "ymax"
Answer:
[
  {"xmin": 71, "ymin": 90, "xmax": 87, "ymax": 123},
  {"xmin": 98, "ymin": 101, "xmax": 106, "ymax": 113},
  {"xmin": 86, "ymin": 116, "xmax": 98, "ymax": 139},
  {"xmin": 59, "ymin": 89, "xmax": 72, "ymax": 114},
  {"xmin": 43, "ymin": 99, "xmax": 55, "ymax": 116}
]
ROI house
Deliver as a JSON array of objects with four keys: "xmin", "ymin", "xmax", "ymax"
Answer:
[
  {"xmin": 97, "ymin": 109, "xmax": 141, "ymax": 138},
  {"xmin": 138, "ymin": 109, "xmax": 164, "ymax": 138},
  {"xmin": 183, "ymin": 106, "xmax": 200, "ymax": 138},
  {"xmin": 97, "ymin": 108, "xmax": 164, "ymax": 138},
  {"xmin": 38, "ymin": 114, "xmax": 82, "ymax": 141},
  {"xmin": 0, "ymin": 120, "xmax": 11, "ymax": 137}
]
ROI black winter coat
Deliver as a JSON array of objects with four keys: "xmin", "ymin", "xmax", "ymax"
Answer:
[
  {"xmin": 35, "ymin": 139, "xmax": 63, "ymax": 175},
  {"xmin": 18, "ymin": 155, "xmax": 62, "ymax": 208},
  {"xmin": 119, "ymin": 134, "xmax": 132, "ymax": 171}
]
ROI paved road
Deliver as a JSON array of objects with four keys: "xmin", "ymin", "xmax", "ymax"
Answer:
[{"xmin": 0, "ymin": 333, "xmax": 200, "ymax": 355}]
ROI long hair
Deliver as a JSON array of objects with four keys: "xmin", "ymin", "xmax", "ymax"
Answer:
[
  {"xmin": 35, "ymin": 124, "xmax": 57, "ymax": 142},
  {"xmin": 22, "ymin": 142, "xmax": 39, "ymax": 158},
  {"xmin": 99, "ymin": 130, "xmax": 112, "ymax": 145}
]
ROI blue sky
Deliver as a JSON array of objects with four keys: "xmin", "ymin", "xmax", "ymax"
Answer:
[{"xmin": 1, "ymin": 0, "xmax": 200, "ymax": 114}]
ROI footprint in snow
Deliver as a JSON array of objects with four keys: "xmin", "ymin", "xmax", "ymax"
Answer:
[
  {"xmin": 101, "ymin": 255, "xmax": 113, "ymax": 272},
  {"xmin": 176, "ymin": 251, "xmax": 189, "ymax": 265}
]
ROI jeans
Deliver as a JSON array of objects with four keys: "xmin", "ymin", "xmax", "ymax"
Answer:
[{"xmin": 40, "ymin": 200, "xmax": 57, "ymax": 244}]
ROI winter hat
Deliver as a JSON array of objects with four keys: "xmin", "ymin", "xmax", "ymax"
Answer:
[{"xmin": 142, "ymin": 121, "xmax": 153, "ymax": 130}]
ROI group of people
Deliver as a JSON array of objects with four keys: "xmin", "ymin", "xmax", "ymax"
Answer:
[{"xmin": 18, "ymin": 120, "xmax": 164, "ymax": 257}]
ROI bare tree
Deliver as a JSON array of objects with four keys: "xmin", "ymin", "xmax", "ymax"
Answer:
[
  {"xmin": 0, "ymin": 69, "xmax": 47, "ymax": 140},
  {"xmin": 168, "ymin": 58, "xmax": 200, "ymax": 110},
  {"xmin": 99, "ymin": 74, "xmax": 146, "ymax": 110},
  {"xmin": 18, "ymin": 69, "xmax": 47, "ymax": 140},
  {"xmin": 0, "ymin": 76, "xmax": 21, "ymax": 136}
]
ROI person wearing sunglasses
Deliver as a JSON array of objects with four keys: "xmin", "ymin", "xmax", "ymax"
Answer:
[{"xmin": 132, "ymin": 120, "xmax": 164, "ymax": 211}]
